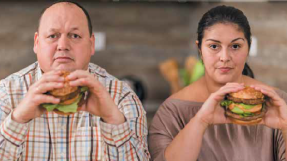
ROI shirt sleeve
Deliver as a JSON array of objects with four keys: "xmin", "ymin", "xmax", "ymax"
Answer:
[
  {"xmin": 0, "ymin": 80, "xmax": 30, "ymax": 160},
  {"xmin": 148, "ymin": 99, "xmax": 200, "ymax": 161},
  {"xmin": 273, "ymin": 129, "xmax": 286, "ymax": 161},
  {"xmin": 99, "ymin": 80, "xmax": 150, "ymax": 161},
  {"xmin": 274, "ymin": 89, "xmax": 287, "ymax": 161},
  {"xmin": 148, "ymin": 102, "xmax": 172, "ymax": 161}
]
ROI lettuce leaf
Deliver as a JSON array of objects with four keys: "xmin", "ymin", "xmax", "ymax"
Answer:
[
  {"xmin": 220, "ymin": 100, "xmax": 233, "ymax": 107},
  {"xmin": 42, "ymin": 86, "xmax": 87, "ymax": 113}
]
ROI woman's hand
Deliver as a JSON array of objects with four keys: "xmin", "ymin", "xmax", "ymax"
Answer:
[
  {"xmin": 251, "ymin": 85, "xmax": 287, "ymax": 131},
  {"xmin": 195, "ymin": 83, "xmax": 245, "ymax": 128}
]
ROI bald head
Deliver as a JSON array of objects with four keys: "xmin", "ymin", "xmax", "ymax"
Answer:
[
  {"xmin": 38, "ymin": 1, "xmax": 92, "ymax": 36},
  {"xmin": 33, "ymin": 1, "xmax": 95, "ymax": 73}
]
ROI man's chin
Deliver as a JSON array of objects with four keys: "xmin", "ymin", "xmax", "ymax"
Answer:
[{"xmin": 54, "ymin": 64, "xmax": 77, "ymax": 72}]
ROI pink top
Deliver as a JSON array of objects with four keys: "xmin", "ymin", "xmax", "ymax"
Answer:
[{"xmin": 149, "ymin": 89, "xmax": 287, "ymax": 161}]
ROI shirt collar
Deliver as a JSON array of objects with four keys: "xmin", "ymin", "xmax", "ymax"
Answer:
[{"xmin": 36, "ymin": 64, "xmax": 91, "ymax": 81}]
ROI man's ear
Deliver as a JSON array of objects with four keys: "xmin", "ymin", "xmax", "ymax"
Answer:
[
  {"xmin": 33, "ymin": 32, "xmax": 39, "ymax": 55},
  {"xmin": 90, "ymin": 33, "xmax": 95, "ymax": 56}
]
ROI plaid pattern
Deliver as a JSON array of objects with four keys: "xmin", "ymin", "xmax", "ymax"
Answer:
[{"xmin": 0, "ymin": 62, "xmax": 150, "ymax": 161}]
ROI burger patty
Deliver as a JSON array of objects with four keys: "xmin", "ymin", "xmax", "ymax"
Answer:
[
  {"xmin": 52, "ymin": 88, "xmax": 81, "ymax": 102},
  {"xmin": 227, "ymin": 95, "xmax": 265, "ymax": 105},
  {"xmin": 225, "ymin": 105, "xmax": 267, "ymax": 121}
]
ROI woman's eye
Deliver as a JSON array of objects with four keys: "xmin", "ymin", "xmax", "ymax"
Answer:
[
  {"xmin": 209, "ymin": 44, "xmax": 218, "ymax": 49},
  {"xmin": 232, "ymin": 44, "xmax": 240, "ymax": 49}
]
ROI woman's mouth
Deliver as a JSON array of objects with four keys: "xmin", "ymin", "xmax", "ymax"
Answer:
[{"xmin": 218, "ymin": 67, "xmax": 232, "ymax": 73}]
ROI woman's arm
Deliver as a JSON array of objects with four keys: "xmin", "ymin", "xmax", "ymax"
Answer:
[
  {"xmin": 165, "ymin": 116, "xmax": 207, "ymax": 161},
  {"xmin": 164, "ymin": 83, "xmax": 244, "ymax": 161},
  {"xmin": 282, "ymin": 130, "xmax": 287, "ymax": 161},
  {"xmin": 251, "ymin": 85, "xmax": 287, "ymax": 161},
  {"xmin": 149, "ymin": 83, "xmax": 244, "ymax": 161}
]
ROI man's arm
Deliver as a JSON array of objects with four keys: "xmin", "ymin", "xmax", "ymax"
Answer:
[
  {"xmin": 0, "ymin": 80, "xmax": 30, "ymax": 160},
  {"xmin": 0, "ymin": 71, "xmax": 65, "ymax": 160},
  {"xmin": 100, "ymin": 90, "xmax": 150, "ymax": 161},
  {"xmin": 67, "ymin": 70, "xmax": 150, "ymax": 160}
]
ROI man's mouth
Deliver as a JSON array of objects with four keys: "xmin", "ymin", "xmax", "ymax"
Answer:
[{"xmin": 54, "ymin": 56, "xmax": 73, "ymax": 62}]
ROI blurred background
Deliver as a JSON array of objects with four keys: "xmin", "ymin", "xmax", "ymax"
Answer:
[{"xmin": 1, "ymin": 0, "xmax": 287, "ymax": 124}]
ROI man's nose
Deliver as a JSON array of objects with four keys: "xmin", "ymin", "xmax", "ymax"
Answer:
[
  {"xmin": 219, "ymin": 48, "xmax": 230, "ymax": 62},
  {"xmin": 57, "ymin": 35, "xmax": 70, "ymax": 51}
]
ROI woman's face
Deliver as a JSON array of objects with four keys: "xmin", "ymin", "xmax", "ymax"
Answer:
[{"xmin": 199, "ymin": 23, "xmax": 249, "ymax": 84}]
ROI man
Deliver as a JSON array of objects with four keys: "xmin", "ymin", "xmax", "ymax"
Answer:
[{"xmin": 0, "ymin": 1, "xmax": 150, "ymax": 160}]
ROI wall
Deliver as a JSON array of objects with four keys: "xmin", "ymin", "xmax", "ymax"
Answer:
[{"xmin": 0, "ymin": 2, "xmax": 287, "ymax": 108}]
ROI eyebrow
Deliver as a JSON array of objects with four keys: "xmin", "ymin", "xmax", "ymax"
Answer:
[
  {"xmin": 48, "ymin": 27, "xmax": 80, "ymax": 32},
  {"xmin": 231, "ymin": 38, "xmax": 245, "ymax": 43},
  {"xmin": 70, "ymin": 27, "xmax": 80, "ymax": 32},
  {"xmin": 205, "ymin": 38, "xmax": 245, "ymax": 43}
]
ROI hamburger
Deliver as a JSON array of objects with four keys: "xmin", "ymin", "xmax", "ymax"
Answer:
[
  {"xmin": 220, "ymin": 86, "xmax": 267, "ymax": 125},
  {"xmin": 42, "ymin": 71, "xmax": 88, "ymax": 115}
]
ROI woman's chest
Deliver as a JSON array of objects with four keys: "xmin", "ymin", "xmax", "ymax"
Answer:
[{"xmin": 199, "ymin": 124, "xmax": 274, "ymax": 161}]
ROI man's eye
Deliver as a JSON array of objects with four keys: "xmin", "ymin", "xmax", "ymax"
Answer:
[
  {"xmin": 48, "ymin": 35, "xmax": 57, "ymax": 39},
  {"xmin": 71, "ymin": 34, "xmax": 81, "ymax": 39}
]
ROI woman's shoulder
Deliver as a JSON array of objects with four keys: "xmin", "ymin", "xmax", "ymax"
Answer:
[
  {"xmin": 153, "ymin": 97, "xmax": 203, "ymax": 130},
  {"xmin": 158, "ymin": 83, "xmax": 205, "ymax": 120},
  {"xmin": 244, "ymin": 76, "xmax": 287, "ymax": 100},
  {"xmin": 244, "ymin": 76, "xmax": 275, "ymax": 89},
  {"xmin": 170, "ymin": 78, "xmax": 207, "ymax": 102},
  {"xmin": 162, "ymin": 98, "xmax": 203, "ymax": 109},
  {"xmin": 244, "ymin": 76, "xmax": 268, "ymax": 86}
]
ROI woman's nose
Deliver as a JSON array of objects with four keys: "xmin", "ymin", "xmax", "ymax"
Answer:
[{"xmin": 219, "ymin": 48, "xmax": 230, "ymax": 62}]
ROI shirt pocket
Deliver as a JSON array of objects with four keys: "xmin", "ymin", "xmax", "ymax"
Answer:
[{"xmin": 73, "ymin": 126, "xmax": 102, "ymax": 161}]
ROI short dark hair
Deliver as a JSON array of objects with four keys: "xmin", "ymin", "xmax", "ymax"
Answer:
[
  {"xmin": 197, "ymin": 5, "xmax": 254, "ymax": 78},
  {"xmin": 38, "ymin": 0, "xmax": 93, "ymax": 37}
]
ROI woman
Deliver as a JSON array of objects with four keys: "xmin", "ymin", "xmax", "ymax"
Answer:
[{"xmin": 149, "ymin": 5, "xmax": 287, "ymax": 161}]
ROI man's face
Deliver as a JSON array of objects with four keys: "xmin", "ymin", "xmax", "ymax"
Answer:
[{"xmin": 34, "ymin": 3, "xmax": 95, "ymax": 72}]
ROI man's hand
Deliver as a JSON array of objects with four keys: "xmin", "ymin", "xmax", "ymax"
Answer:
[
  {"xmin": 12, "ymin": 71, "xmax": 64, "ymax": 123},
  {"xmin": 67, "ymin": 70, "xmax": 125, "ymax": 125}
]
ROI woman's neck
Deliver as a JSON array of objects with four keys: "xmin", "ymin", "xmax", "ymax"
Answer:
[{"xmin": 203, "ymin": 75, "xmax": 245, "ymax": 95}]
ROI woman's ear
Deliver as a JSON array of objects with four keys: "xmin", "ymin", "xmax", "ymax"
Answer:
[
  {"xmin": 195, "ymin": 40, "xmax": 202, "ymax": 59},
  {"xmin": 195, "ymin": 40, "xmax": 201, "ymax": 51},
  {"xmin": 195, "ymin": 40, "xmax": 199, "ymax": 48}
]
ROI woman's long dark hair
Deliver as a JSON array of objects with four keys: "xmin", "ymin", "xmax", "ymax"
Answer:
[{"xmin": 197, "ymin": 5, "xmax": 254, "ymax": 78}]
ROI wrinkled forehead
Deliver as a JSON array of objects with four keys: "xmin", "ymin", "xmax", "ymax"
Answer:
[{"xmin": 38, "ymin": 2, "xmax": 88, "ymax": 33}]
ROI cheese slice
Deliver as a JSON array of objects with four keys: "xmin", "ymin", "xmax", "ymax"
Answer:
[{"xmin": 229, "ymin": 103, "xmax": 262, "ymax": 113}]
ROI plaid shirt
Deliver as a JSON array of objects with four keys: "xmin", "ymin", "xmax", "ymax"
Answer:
[{"xmin": 0, "ymin": 62, "xmax": 150, "ymax": 161}]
